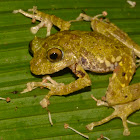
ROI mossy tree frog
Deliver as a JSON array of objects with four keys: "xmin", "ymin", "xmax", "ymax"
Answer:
[{"xmin": 13, "ymin": 6, "xmax": 140, "ymax": 136}]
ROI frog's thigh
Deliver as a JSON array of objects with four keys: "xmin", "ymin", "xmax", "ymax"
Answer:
[{"xmin": 105, "ymin": 55, "xmax": 139, "ymax": 105}]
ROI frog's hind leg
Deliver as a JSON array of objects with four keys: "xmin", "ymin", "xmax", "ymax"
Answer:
[
  {"xmin": 87, "ymin": 98, "xmax": 140, "ymax": 136},
  {"xmin": 87, "ymin": 54, "xmax": 140, "ymax": 135},
  {"xmin": 69, "ymin": 12, "xmax": 107, "ymax": 23},
  {"xmin": 105, "ymin": 54, "xmax": 140, "ymax": 105}
]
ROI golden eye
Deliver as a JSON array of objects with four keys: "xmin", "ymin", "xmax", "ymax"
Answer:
[{"xmin": 47, "ymin": 48, "xmax": 63, "ymax": 62}]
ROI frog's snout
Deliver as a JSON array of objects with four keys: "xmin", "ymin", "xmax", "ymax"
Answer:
[{"xmin": 30, "ymin": 58, "xmax": 42, "ymax": 75}]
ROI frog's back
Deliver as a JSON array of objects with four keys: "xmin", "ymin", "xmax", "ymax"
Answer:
[{"xmin": 48, "ymin": 30, "xmax": 135, "ymax": 73}]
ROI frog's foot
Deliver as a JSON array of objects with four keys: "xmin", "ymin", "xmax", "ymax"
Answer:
[
  {"xmin": 30, "ymin": 21, "xmax": 53, "ymax": 36},
  {"xmin": 39, "ymin": 98, "xmax": 50, "ymax": 108},
  {"xmin": 40, "ymin": 76, "xmax": 64, "ymax": 108},
  {"xmin": 28, "ymin": 6, "xmax": 37, "ymax": 13},
  {"xmin": 86, "ymin": 105, "xmax": 130, "ymax": 136},
  {"xmin": 127, "ymin": 0, "xmax": 136, "ymax": 8},
  {"xmin": 30, "ymin": 18, "xmax": 52, "ymax": 36},
  {"xmin": 40, "ymin": 97, "xmax": 53, "ymax": 125},
  {"xmin": 40, "ymin": 76, "xmax": 65, "ymax": 125},
  {"xmin": 86, "ymin": 98, "xmax": 140, "ymax": 136},
  {"xmin": 69, "ymin": 11, "xmax": 107, "ymax": 23},
  {"xmin": 42, "ymin": 75, "xmax": 65, "ymax": 88},
  {"xmin": 21, "ymin": 75, "xmax": 64, "ymax": 94},
  {"xmin": 20, "ymin": 82, "xmax": 43, "ymax": 93}
]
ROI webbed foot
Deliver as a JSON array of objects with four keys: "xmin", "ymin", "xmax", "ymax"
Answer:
[{"xmin": 87, "ymin": 97, "xmax": 140, "ymax": 136}]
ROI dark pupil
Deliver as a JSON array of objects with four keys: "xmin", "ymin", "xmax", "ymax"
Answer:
[{"xmin": 50, "ymin": 53, "xmax": 58, "ymax": 60}]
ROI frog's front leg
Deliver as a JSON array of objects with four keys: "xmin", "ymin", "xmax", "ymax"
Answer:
[
  {"xmin": 20, "ymin": 75, "xmax": 63, "ymax": 94},
  {"xmin": 21, "ymin": 75, "xmax": 66, "ymax": 107},
  {"xmin": 40, "ymin": 64, "xmax": 91, "ymax": 108}
]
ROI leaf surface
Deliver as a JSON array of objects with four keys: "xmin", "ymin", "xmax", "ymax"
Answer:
[{"xmin": 0, "ymin": 0, "xmax": 140, "ymax": 139}]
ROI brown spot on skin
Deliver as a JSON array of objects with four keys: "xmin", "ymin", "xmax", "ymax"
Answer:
[
  {"xmin": 125, "ymin": 95, "xmax": 128, "ymax": 98},
  {"xmin": 69, "ymin": 63, "xmax": 78, "ymax": 74},
  {"xmin": 70, "ymin": 34, "xmax": 79, "ymax": 39},
  {"xmin": 88, "ymin": 32, "xmax": 94, "ymax": 36},
  {"xmin": 115, "ymin": 46, "xmax": 119, "ymax": 49},
  {"xmin": 81, "ymin": 57, "xmax": 87, "ymax": 65},
  {"xmin": 122, "ymin": 72, "xmax": 126, "ymax": 76},
  {"xmin": 43, "ymin": 42, "xmax": 48, "ymax": 48},
  {"xmin": 76, "ymin": 71, "xmax": 85, "ymax": 78}
]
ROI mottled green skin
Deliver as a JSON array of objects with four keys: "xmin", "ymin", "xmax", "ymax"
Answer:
[
  {"xmin": 30, "ymin": 30, "xmax": 134, "ymax": 74},
  {"xmin": 30, "ymin": 30, "xmax": 139, "ymax": 106}
]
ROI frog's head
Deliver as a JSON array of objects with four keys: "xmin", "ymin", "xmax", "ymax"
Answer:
[{"xmin": 29, "ymin": 36, "xmax": 77, "ymax": 75}]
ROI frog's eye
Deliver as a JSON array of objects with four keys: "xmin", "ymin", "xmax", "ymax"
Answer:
[{"xmin": 47, "ymin": 48, "xmax": 63, "ymax": 62}]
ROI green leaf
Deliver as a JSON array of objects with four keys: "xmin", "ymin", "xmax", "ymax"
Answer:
[{"xmin": 0, "ymin": 0, "xmax": 140, "ymax": 139}]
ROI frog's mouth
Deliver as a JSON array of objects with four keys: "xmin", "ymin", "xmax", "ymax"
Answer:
[{"xmin": 30, "ymin": 57, "xmax": 74, "ymax": 75}]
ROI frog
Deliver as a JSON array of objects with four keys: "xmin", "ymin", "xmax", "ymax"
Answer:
[{"xmin": 13, "ymin": 6, "xmax": 140, "ymax": 136}]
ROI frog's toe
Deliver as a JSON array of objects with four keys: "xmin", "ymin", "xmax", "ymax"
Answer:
[
  {"xmin": 20, "ymin": 82, "xmax": 39, "ymax": 93},
  {"xmin": 123, "ymin": 128, "xmax": 130, "ymax": 136},
  {"xmin": 30, "ymin": 27, "xmax": 38, "ymax": 34},
  {"xmin": 86, "ymin": 123, "xmax": 94, "ymax": 131},
  {"xmin": 40, "ymin": 98, "xmax": 50, "ymax": 108},
  {"xmin": 13, "ymin": 10, "xmax": 19, "ymax": 14}
]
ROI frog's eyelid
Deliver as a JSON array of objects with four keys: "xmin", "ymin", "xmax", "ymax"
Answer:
[{"xmin": 47, "ymin": 48, "xmax": 64, "ymax": 62}]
